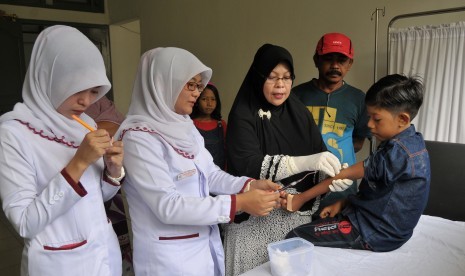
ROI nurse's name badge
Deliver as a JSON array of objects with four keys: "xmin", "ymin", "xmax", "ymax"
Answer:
[{"xmin": 176, "ymin": 169, "xmax": 197, "ymax": 181}]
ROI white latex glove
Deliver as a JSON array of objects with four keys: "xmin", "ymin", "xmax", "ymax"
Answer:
[
  {"xmin": 289, "ymin": 152, "xmax": 341, "ymax": 177},
  {"xmin": 329, "ymin": 179, "xmax": 353, "ymax": 192}
]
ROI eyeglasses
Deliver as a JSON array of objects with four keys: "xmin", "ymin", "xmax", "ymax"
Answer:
[
  {"xmin": 185, "ymin": 82, "xmax": 205, "ymax": 93},
  {"xmin": 265, "ymin": 75, "xmax": 294, "ymax": 84},
  {"xmin": 253, "ymin": 67, "xmax": 295, "ymax": 84}
]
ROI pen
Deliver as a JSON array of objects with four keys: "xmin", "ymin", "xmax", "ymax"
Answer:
[{"xmin": 71, "ymin": 115, "xmax": 95, "ymax": 131}]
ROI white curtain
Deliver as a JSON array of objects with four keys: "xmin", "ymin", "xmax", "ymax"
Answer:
[{"xmin": 389, "ymin": 22, "xmax": 465, "ymax": 143}]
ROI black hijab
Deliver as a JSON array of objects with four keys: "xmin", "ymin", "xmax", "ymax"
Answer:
[{"xmin": 227, "ymin": 44, "xmax": 327, "ymax": 179}]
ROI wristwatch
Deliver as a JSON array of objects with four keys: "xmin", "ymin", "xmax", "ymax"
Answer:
[{"xmin": 105, "ymin": 167, "xmax": 126, "ymax": 184}]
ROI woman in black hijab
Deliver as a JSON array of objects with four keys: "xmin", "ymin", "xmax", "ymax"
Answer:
[{"xmin": 223, "ymin": 44, "xmax": 347, "ymax": 275}]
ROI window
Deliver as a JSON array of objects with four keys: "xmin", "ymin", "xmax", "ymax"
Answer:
[
  {"xmin": 0, "ymin": 18, "xmax": 112, "ymax": 116},
  {"xmin": 0, "ymin": 0, "xmax": 104, "ymax": 13}
]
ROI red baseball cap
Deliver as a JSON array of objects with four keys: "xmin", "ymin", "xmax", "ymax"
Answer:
[{"xmin": 315, "ymin": 33, "xmax": 354, "ymax": 59}]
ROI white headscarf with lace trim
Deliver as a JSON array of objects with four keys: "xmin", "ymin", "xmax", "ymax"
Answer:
[
  {"xmin": 0, "ymin": 25, "xmax": 110, "ymax": 147},
  {"xmin": 116, "ymin": 47, "xmax": 212, "ymax": 158}
]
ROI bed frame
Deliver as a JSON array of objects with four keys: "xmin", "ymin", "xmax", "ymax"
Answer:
[{"xmin": 423, "ymin": 140, "xmax": 465, "ymax": 221}]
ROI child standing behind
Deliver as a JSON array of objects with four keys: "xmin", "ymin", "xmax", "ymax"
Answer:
[
  {"xmin": 191, "ymin": 83, "xmax": 227, "ymax": 169},
  {"xmin": 285, "ymin": 74, "xmax": 430, "ymax": 252}
]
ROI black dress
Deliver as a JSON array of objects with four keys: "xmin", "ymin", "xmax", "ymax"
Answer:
[
  {"xmin": 223, "ymin": 44, "xmax": 327, "ymax": 275},
  {"xmin": 196, "ymin": 120, "xmax": 226, "ymax": 169}
]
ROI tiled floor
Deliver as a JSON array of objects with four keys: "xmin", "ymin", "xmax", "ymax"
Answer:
[{"xmin": 0, "ymin": 208, "xmax": 22, "ymax": 276}]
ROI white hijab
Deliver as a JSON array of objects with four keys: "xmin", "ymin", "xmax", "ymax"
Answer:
[
  {"xmin": 0, "ymin": 25, "xmax": 111, "ymax": 146},
  {"xmin": 117, "ymin": 47, "xmax": 212, "ymax": 157}
]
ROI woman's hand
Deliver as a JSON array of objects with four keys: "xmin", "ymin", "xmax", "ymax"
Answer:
[
  {"xmin": 104, "ymin": 140, "xmax": 124, "ymax": 178},
  {"xmin": 65, "ymin": 129, "xmax": 114, "ymax": 183},
  {"xmin": 249, "ymin": 179, "xmax": 281, "ymax": 191},
  {"xmin": 290, "ymin": 152, "xmax": 342, "ymax": 177},
  {"xmin": 236, "ymin": 189, "xmax": 280, "ymax": 216},
  {"xmin": 329, "ymin": 179, "xmax": 353, "ymax": 192},
  {"xmin": 76, "ymin": 130, "xmax": 113, "ymax": 166},
  {"xmin": 278, "ymin": 191, "xmax": 288, "ymax": 209}
]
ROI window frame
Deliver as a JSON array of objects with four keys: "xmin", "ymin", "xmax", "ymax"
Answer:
[{"xmin": 0, "ymin": 0, "xmax": 104, "ymax": 13}]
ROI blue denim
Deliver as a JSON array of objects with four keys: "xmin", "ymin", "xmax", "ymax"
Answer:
[{"xmin": 345, "ymin": 125, "xmax": 430, "ymax": 252}]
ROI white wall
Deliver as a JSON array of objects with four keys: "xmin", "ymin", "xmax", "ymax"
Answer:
[
  {"xmin": 109, "ymin": 20, "xmax": 141, "ymax": 115},
  {"xmin": 4, "ymin": 0, "xmax": 464, "ymax": 119},
  {"xmin": 2, "ymin": 0, "xmax": 465, "ymax": 160},
  {"xmin": 136, "ymin": 0, "xmax": 465, "ymax": 160},
  {"xmin": 136, "ymin": 0, "xmax": 465, "ymax": 114}
]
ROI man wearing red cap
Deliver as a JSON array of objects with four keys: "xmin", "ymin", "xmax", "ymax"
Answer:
[{"xmin": 293, "ymin": 32, "xmax": 371, "ymax": 199}]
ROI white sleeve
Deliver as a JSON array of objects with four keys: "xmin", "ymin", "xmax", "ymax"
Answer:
[
  {"xmin": 101, "ymin": 172, "xmax": 122, "ymax": 201},
  {"xmin": 122, "ymin": 131, "xmax": 241, "ymax": 225},
  {"xmin": 0, "ymin": 126, "xmax": 84, "ymax": 239},
  {"xmin": 260, "ymin": 154, "xmax": 294, "ymax": 181}
]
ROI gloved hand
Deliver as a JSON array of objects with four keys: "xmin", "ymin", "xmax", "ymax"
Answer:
[
  {"xmin": 289, "ymin": 152, "xmax": 341, "ymax": 177},
  {"xmin": 329, "ymin": 179, "xmax": 353, "ymax": 192}
]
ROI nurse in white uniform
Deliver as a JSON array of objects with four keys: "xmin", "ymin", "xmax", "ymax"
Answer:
[
  {"xmin": 0, "ymin": 25, "xmax": 124, "ymax": 276},
  {"xmin": 116, "ymin": 47, "xmax": 281, "ymax": 276}
]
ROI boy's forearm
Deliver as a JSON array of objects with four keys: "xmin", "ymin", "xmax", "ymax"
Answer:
[
  {"xmin": 298, "ymin": 180, "xmax": 332, "ymax": 202},
  {"xmin": 339, "ymin": 161, "xmax": 364, "ymax": 180},
  {"xmin": 299, "ymin": 161, "xmax": 365, "ymax": 202}
]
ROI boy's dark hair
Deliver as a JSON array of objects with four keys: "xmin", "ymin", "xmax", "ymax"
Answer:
[
  {"xmin": 365, "ymin": 74, "xmax": 424, "ymax": 120},
  {"xmin": 190, "ymin": 83, "xmax": 222, "ymax": 121}
]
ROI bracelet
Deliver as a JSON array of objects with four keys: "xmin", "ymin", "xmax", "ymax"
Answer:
[{"xmin": 105, "ymin": 167, "xmax": 125, "ymax": 184}]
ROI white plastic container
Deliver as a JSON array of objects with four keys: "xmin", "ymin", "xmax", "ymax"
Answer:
[{"xmin": 267, "ymin": 237, "xmax": 314, "ymax": 276}]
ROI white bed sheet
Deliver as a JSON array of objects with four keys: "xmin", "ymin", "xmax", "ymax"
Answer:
[{"xmin": 239, "ymin": 215, "xmax": 465, "ymax": 276}]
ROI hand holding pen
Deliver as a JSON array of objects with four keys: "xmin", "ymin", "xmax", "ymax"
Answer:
[
  {"xmin": 72, "ymin": 115, "xmax": 95, "ymax": 132},
  {"xmin": 71, "ymin": 115, "xmax": 124, "ymax": 179}
]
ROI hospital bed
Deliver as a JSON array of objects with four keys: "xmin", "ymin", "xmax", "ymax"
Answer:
[{"xmin": 239, "ymin": 140, "xmax": 465, "ymax": 276}]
